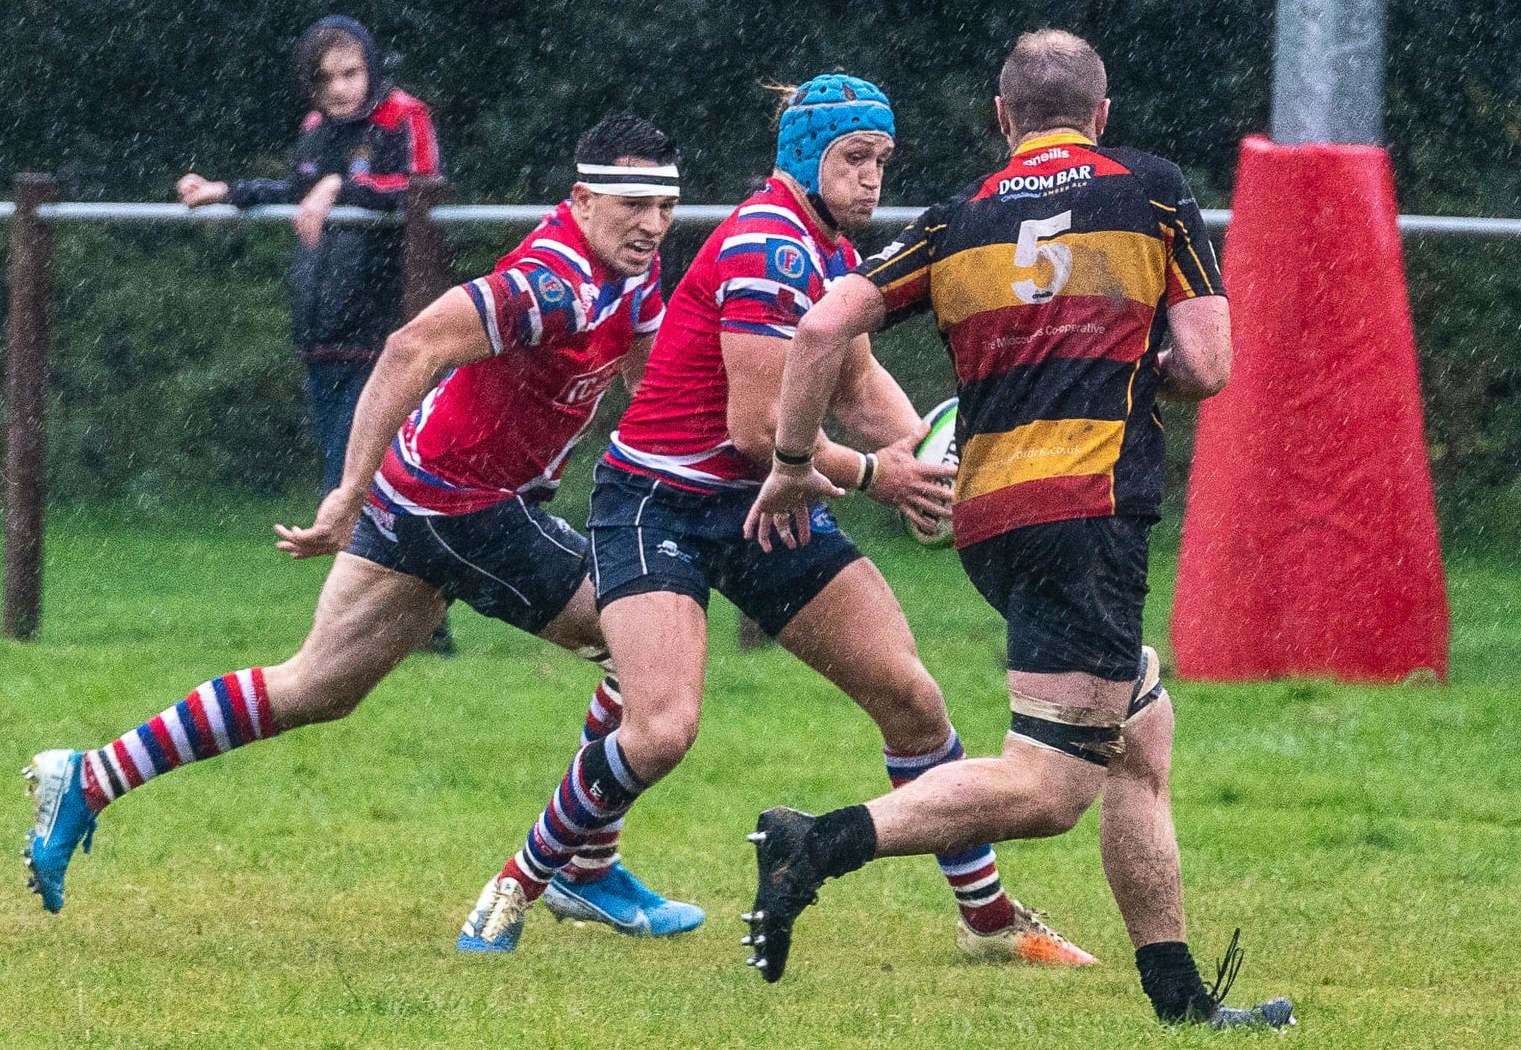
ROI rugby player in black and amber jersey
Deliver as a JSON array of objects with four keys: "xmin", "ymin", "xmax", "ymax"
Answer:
[
  {"xmin": 741, "ymin": 29, "xmax": 1295, "ymax": 1031},
  {"xmin": 868, "ymin": 126, "xmax": 1222, "ymax": 548}
]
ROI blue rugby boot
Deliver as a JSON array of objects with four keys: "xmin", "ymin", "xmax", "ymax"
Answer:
[
  {"xmin": 23, "ymin": 749, "xmax": 99, "ymax": 914},
  {"xmin": 543, "ymin": 861, "xmax": 705, "ymax": 937},
  {"xmin": 456, "ymin": 874, "xmax": 532, "ymax": 953}
]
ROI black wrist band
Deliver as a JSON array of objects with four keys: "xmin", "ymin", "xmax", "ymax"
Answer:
[
  {"xmin": 858, "ymin": 452, "xmax": 878, "ymax": 492},
  {"xmin": 774, "ymin": 447, "xmax": 814, "ymax": 466}
]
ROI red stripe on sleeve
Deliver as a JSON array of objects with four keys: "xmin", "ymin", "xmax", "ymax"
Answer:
[
  {"xmin": 881, "ymin": 269, "xmax": 930, "ymax": 317},
  {"xmin": 352, "ymin": 172, "xmax": 410, "ymax": 193},
  {"xmin": 407, "ymin": 106, "xmax": 440, "ymax": 175}
]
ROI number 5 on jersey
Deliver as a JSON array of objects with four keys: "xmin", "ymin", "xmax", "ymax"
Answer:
[{"xmin": 1012, "ymin": 210, "xmax": 1073, "ymax": 305}]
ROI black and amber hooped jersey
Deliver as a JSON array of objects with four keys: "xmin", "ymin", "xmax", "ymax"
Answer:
[{"xmin": 859, "ymin": 131, "xmax": 1223, "ymax": 548}]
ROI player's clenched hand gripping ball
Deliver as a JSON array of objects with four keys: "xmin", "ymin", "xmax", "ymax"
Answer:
[{"xmin": 900, "ymin": 397, "xmax": 958, "ymax": 548}]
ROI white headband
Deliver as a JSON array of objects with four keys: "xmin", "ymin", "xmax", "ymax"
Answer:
[{"xmin": 575, "ymin": 163, "xmax": 681, "ymax": 198}]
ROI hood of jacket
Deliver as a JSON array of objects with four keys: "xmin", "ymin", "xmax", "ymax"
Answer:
[{"xmin": 295, "ymin": 15, "xmax": 389, "ymax": 123}]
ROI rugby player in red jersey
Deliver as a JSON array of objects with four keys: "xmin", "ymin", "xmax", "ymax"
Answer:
[
  {"xmin": 739, "ymin": 32, "xmax": 1294, "ymax": 1030},
  {"xmin": 24, "ymin": 115, "xmax": 704, "ymax": 943},
  {"xmin": 462, "ymin": 75, "xmax": 1093, "ymax": 966}
]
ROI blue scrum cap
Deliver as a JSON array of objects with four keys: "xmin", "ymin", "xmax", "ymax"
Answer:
[{"xmin": 775, "ymin": 74, "xmax": 896, "ymax": 194}]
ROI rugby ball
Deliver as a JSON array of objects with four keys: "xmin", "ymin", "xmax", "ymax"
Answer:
[{"xmin": 901, "ymin": 396, "xmax": 958, "ymax": 547}]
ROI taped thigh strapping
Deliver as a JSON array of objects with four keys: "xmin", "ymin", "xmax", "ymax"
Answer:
[
  {"xmin": 1009, "ymin": 693, "xmax": 1126, "ymax": 766},
  {"xmin": 1008, "ymin": 647, "xmax": 1168, "ymax": 767}
]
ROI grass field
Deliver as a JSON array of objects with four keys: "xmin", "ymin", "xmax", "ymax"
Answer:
[{"xmin": 2, "ymin": 497, "xmax": 1519, "ymax": 1048}]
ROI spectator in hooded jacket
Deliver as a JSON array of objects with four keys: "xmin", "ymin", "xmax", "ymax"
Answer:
[{"xmin": 177, "ymin": 15, "xmax": 442, "ymax": 493}]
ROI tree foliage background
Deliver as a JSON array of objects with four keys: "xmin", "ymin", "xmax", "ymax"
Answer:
[{"xmin": 1, "ymin": 0, "xmax": 1518, "ymax": 541}]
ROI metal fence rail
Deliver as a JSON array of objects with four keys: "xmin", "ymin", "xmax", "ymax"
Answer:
[{"xmin": 7, "ymin": 200, "xmax": 1521, "ymax": 238}]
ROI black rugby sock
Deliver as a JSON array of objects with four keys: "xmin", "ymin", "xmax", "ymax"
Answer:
[
  {"xmin": 1136, "ymin": 940, "xmax": 1213, "ymax": 1022},
  {"xmin": 804, "ymin": 805, "xmax": 878, "ymax": 879}
]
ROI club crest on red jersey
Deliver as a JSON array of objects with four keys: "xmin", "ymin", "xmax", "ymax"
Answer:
[{"xmin": 535, "ymin": 270, "xmax": 568, "ymax": 304}]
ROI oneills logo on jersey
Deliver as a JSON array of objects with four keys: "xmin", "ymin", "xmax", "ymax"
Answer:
[
  {"xmin": 1022, "ymin": 147, "xmax": 1070, "ymax": 167},
  {"xmin": 997, "ymin": 166, "xmax": 1095, "ymax": 197}
]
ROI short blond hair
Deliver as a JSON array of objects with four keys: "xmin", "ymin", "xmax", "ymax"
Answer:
[{"xmin": 998, "ymin": 29, "xmax": 1107, "ymax": 135}]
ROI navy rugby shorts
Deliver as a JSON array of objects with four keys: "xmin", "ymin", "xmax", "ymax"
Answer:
[
  {"xmin": 587, "ymin": 462, "xmax": 863, "ymax": 637},
  {"xmin": 959, "ymin": 515, "xmax": 1154, "ymax": 682},
  {"xmin": 346, "ymin": 495, "xmax": 588, "ymax": 635}
]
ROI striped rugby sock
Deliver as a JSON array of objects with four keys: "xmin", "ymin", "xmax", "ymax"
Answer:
[
  {"xmin": 885, "ymin": 729, "xmax": 1016, "ymax": 935},
  {"xmin": 499, "ymin": 730, "xmax": 646, "ymax": 902},
  {"xmin": 80, "ymin": 668, "xmax": 280, "ymax": 813},
  {"xmin": 561, "ymin": 676, "xmax": 624, "ymax": 883}
]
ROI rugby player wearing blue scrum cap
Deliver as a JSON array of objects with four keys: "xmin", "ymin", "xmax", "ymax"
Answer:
[
  {"xmin": 774, "ymin": 73, "xmax": 897, "ymax": 225},
  {"xmin": 462, "ymin": 74, "xmax": 1093, "ymax": 967}
]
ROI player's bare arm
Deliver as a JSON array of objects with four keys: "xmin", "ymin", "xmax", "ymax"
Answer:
[
  {"xmin": 1157, "ymin": 295, "xmax": 1231, "ymax": 401},
  {"xmin": 293, "ymin": 173, "xmax": 343, "ymax": 249},
  {"xmin": 745, "ymin": 274, "xmax": 914, "ymax": 547},
  {"xmin": 828, "ymin": 335, "xmax": 918, "ymax": 447},
  {"xmin": 726, "ymin": 329, "xmax": 949, "ymax": 550},
  {"xmin": 779, "ymin": 273, "xmax": 887, "ymax": 446},
  {"xmin": 722, "ymin": 331, "xmax": 867, "ymax": 487},
  {"xmin": 275, "ymin": 286, "xmax": 492, "ymax": 558},
  {"xmin": 828, "ymin": 334, "xmax": 954, "ymax": 532}
]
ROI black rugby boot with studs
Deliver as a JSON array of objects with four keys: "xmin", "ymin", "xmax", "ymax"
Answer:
[{"xmin": 741, "ymin": 807, "xmax": 824, "ymax": 983}]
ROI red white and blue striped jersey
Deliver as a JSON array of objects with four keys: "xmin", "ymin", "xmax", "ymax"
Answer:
[
  {"xmin": 370, "ymin": 201, "xmax": 664, "ymax": 516},
  {"xmin": 607, "ymin": 178, "xmax": 860, "ymax": 491}
]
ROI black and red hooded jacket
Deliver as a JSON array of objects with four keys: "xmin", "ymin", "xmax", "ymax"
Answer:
[{"xmin": 228, "ymin": 16, "xmax": 442, "ymax": 363}]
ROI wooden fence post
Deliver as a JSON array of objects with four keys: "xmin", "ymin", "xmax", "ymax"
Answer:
[
  {"xmin": 402, "ymin": 176, "xmax": 451, "ymax": 322},
  {"xmin": 4, "ymin": 173, "xmax": 56, "ymax": 641}
]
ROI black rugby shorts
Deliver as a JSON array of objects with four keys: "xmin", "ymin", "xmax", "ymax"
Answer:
[
  {"xmin": 346, "ymin": 495, "xmax": 588, "ymax": 634},
  {"xmin": 587, "ymin": 462, "xmax": 862, "ymax": 637},
  {"xmin": 959, "ymin": 515, "xmax": 1154, "ymax": 682}
]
